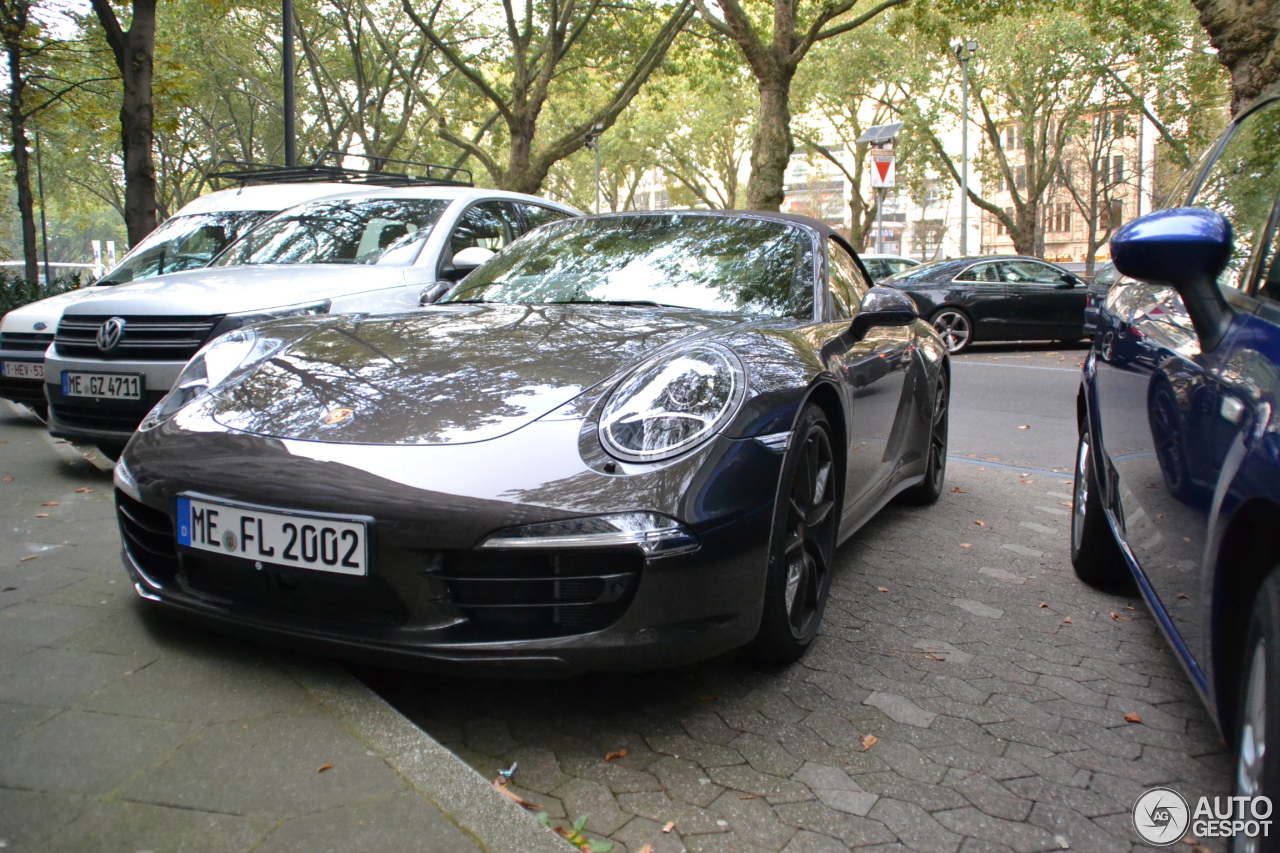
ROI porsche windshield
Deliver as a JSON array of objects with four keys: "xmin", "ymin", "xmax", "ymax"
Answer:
[
  {"xmin": 445, "ymin": 214, "xmax": 815, "ymax": 318},
  {"xmin": 98, "ymin": 211, "xmax": 272, "ymax": 284},
  {"xmin": 215, "ymin": 199, "xmax": 448, "ymax": 267}
]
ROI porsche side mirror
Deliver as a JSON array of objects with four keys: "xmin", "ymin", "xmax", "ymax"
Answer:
[
  {"xmin": 850, "ymin": 286, "xmax": 919, "ymax": 342},
  {"xmin": 1112, "ymin": 207, "xmax": 1233, "ymax": 350},
  {"xmin": 419, "ymin": 281, "xmax": 451, "ymax": 305}
]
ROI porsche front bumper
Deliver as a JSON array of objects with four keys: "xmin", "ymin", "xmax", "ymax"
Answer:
[{"xmin": 117, "ymin": 417, "xmax": 784, "ymax": 674}]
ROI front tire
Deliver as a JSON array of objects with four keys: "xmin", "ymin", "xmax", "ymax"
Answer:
[
  {"xmin": 750, "ymin": 404, "xmax": 839, "ymax": 666},
  {"xmin": 1233, "ymin": 573, "xmax": 1280, "ymax": 853},
  {"xmin": 1070, "ymin": 422, "xmax": 1128, "ymax": 588},
  {"xmin": 931, "ymin": 308, "xmax": 973, "ymax": 354},
  {"xmin": 898, "ymin": 369, "xmax": 948, "ymax": 505}
]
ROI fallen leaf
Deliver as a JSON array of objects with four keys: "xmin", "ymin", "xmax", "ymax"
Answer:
[
  {"xmin": 1148, "ymin": 483, "xmax": 1158, "ymax": 489},
  {"xmin": 1039, "ymin": 603, "xmax": 1049, "ymax": 608},
  {"xmin": 739, "ymin": 795, "xmax": 757, "ymax": 799},
  {"xmin": 35, "ymin": 513, "xmax": 48, "ymax": 518},
  {"xmin": 493, "ymin": 778, "xmax": 540, "ymax": 809},
  {"xmin": 638, "ymin": 846, "xmax": 655, "ymax": 853},
  {"xmin": 663, "ymin": 821, "xmax": 676, "ymax": 833},
  {"xmin": 1110, "ymin": 612, "xmax": 1131, "ymax": 622},
  {"xmin": 1018, "ymin": 425, "xmax": 1030, "ymax": 430},
  {"xmin": 1126, "ymin": 605, "xmax": 1136, "ymax": 609},
  {"xmin": 974, "ymin": 520, "xmax": 986, "ymax": 526},
  {"xmin": 951, "ymin": 487, "xmax": 966, "ymax": 493},
  {"xmin": 316, "ymin": 763, "xmax": 334, "ymax": 773},
  {"xmin": 860, "ymin": 734, "xmax": 879, "ymax": 750},
  {"xmin": 1021, "ymin": 479, "xmax": 1035, "ymax": 484},
  {"xmin": 41, "ymin": 501, "xmax": 58, "ymax": 506},
  {"xmin": 19, "ymin": 555, "xmax": 37, "ymax": 562},
  {"xmin": 1059, "ymin": 502, "xmax": 1073, "ymax": 507},
  {"xmin": 926, "ymin": 655, "xmax": 946, "ymax": 661},
  {"xmin": 1062, "ymin": 617, "xmax": 1072, "ymax": 624},
  {"xmin": 960, "ymin": 543, "xmax": 971, "ymax": 548},
  {"xmin": 2, "ymin": 586, "xmax": 16, "ymax": 591},
  {"xmin": 1124, "ymin": 712, "xmax": 1142, "ymax": 723},
  {"xmin": 1184, "ymin": 537, "xmax": 1193, "ymax": 544},
  {"xmin": 1177, "ymin": 593, "xmax": 1188, "ymax": 599},
  {"xmin": 877, "ymin": 586, "xmax": 889, "ymax": 593},
  {"xmin": 604, "ymin": 749, "xmax": 628, "ymax": 761},
  {"xmin": 2, "ymin": 477, "xmax": 12, "ymax": 482},
  {"xmin": 75, "ymin": 488, "xmax": 94, "ymax": 493},
  {"xmin": 1157, "ymin": 514, "xmax": 1164, "ymax": 519}
]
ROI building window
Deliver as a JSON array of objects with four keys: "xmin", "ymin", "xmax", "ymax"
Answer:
[
  {"xmin": 1051, "ymin": 203, "xmax": 1072, "ymax": 233},
  {"xmin": 1111, "ymin": 155, "xmax": 1124, "ymax": 185},
  {"xmin": 1100, "ymin": 200, "xmax": 1124, "ymax": 230}
]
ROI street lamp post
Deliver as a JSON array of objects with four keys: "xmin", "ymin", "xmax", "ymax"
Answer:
[
  {"xmin": 584, "ymin": 121, "xmax": 606, "ymax": 214},
  {"xmin": 954, "ymin": 39, "xmax": 978, "ymax": 256},
  {"xmin": 282, "ymin": 0, "xmax": 297, "ymax": 168}
]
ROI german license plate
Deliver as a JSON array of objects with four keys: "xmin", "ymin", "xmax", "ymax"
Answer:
[
  {"xmin": 61, "ymin": 371, "xmax": 141, "ymax": 399},
  {"xmin": 175, "ymin": 495, "xmax": 369, "ymax": 576},
  {"xmin": 1, "ymin": 360, "xmax": 43, "ymax": 380}
]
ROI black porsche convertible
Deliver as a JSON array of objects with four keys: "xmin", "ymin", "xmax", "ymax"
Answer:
[{"xmin": 114, "ymin": 211, "xmax": 951, "ymax": 673}]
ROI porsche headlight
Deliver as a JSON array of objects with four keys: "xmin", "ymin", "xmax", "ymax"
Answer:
[
  {"xmin": 599, "ymin": 344, "xmax": 745, "ymax": 463},
  {"xmin": 139, "ymin": 329, "xmax": 263, "ymax": 430}
]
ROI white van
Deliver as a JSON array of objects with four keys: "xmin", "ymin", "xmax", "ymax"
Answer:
[{"xmin": 0, "ymin": 182, "xmax": 367, "ymax": 416}]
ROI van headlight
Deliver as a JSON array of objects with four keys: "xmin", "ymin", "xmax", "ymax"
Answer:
[
  {"xmin": 139, "ymin": 329, "xmax": 266, "ymax": 430},
  {"xmin": 208, "ymin": 300, "xmax": 330, "ymax": 337},
  {"xmin": 599, "ymin": 343, "xmax": 745, "ymax": 463}
]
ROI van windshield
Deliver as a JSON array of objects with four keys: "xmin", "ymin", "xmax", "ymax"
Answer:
[{"xmin": 97, "ymin": 211, "xmax": 272, "ymax": 284}]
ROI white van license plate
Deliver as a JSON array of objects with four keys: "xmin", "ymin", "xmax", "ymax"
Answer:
[
  {"xmin": 62, "ymin": 371, "xmax": 141, "ymax": 399},
  {"xmin": 176, "ymin": 495, "xmax": 369, "ymax": 576},
  {"xmin": 1, "ymin": 361, "xmax": 43, "ymax": 379}
]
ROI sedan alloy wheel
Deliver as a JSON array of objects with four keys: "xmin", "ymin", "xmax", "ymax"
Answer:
[{"xmin": 931, "ymin": 309, "xmax": 972, "ymax": 354}]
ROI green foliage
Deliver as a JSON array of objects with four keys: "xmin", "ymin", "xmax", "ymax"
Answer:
[
  {"xmin": 0, "ymin": 270, "xmax": 87, "ymax": 314},
  {"xmin": 536, "ymin": 812, "xmax": 614, "ymax": 852}
]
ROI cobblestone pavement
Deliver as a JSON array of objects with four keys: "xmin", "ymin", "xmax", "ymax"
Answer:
[{"xmin": 369, "ymin": 462, "xmax": 1232, "ymax": 853}]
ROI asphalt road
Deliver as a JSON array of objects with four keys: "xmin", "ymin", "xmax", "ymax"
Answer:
[{"xmin": 948, "ymin": 341, "xmax": 1091, "ymax": 476}]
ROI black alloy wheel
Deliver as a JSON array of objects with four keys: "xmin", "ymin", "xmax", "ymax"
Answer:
[
  {"xmin": 1232, "ymin": 571, "xmax": 1280, "ymax": 853},
  {"xmin": 1069, "ymin": 422, "xmax": 1129, "ymax": 589},
  {"xmin": 899, "ymin": 369, "xmax": 948, "ymax": 505},
  {"xmin": 751, "ymin": 403, "xmax": 839, "ymax": 665},
  {"xmin": 931, "ymin": 308, "xmax": 973, "ymax": 354}
]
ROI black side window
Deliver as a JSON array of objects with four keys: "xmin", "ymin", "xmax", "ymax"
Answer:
[
  {"xmin": 1255, "ymin": 205, "xmax": 1280, "ymax": 303},
  {"xmin": 449, "ymin": 202, "xmax": 522, "ymax": 260},
  {"xmin": 520, "ymin": 204, "xmax": 569, "ymax": 231},
  {"xmin": 827, "ymin": 240, "xmax": 869, "ymax": 319},
  {"xmin": 1191, "ymin": 100, "xmax": 1280, "ymax": 291},
  {"xmin": 958, "ymin": 263, "xmax": 998, "ymax": 283}
]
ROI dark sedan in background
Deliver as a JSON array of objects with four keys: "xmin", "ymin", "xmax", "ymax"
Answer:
[
  {"xmin": 883, "ymin": 255, "xmax": 1086, "ymax": 353},
  {"xmin": 113, "ymin": 211, "xmax": 950, "ymax": 674}
]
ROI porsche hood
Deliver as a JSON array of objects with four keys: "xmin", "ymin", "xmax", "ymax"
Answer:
[{"xmin": 210, "ymin": 303, "xmax": 743, "ymax": 445}]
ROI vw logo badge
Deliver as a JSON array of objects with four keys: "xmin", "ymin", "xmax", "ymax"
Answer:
[{"xmin": 96, "ymin": 317, "xmax": 126, "ymax": 352}]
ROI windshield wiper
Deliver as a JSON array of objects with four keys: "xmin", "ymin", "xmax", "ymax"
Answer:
[{"xmin": 548, "ymin": 299, "xmax": 665, "ymax": 307}]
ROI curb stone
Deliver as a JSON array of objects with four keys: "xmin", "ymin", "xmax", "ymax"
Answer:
[{"xmin": 279, "ymin": 655, "xmax": 575, "ymax": 853}]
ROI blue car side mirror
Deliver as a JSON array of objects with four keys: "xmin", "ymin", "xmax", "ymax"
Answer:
[{"xmin": 1110, "ymin": 207, "xmax": 1234, "ymax": 350}]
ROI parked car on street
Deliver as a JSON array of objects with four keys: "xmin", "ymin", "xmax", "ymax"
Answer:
[
  {"xmin": 882, "ymin": 254, "xmax": 1086, "ymax": 353},
  {"xmin": 0, "ymin": 181, "xmax": 372, "ymax": 418},
  {"xmin": 112, "ymin": 211, "xmax": 950, "ymax": 673},
  {"xmin": 859, "ymin": 253, "xmax": 920, "ymax": 283},
  {"xmin": 1072, "ymin": 84, "xmax": 1280, "ymax": 812},
  {"xmin": 43, "ymin": 187, "xmax": 579, "ymax": 457}
]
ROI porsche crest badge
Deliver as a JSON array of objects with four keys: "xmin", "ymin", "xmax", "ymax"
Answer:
[{"xmin": 322, "ymin": 407, "xmax": 355, "ymax": 425}]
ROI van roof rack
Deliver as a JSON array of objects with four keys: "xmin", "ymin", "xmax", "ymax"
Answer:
[{"xmin": 205, "ymin": 151, "xmax": 473, "ymax": 188}]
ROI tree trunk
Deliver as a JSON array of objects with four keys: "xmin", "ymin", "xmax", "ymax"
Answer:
[
  {"xmin": 1010, "ymin": 206, "xmax": 1039, "ymax": 256},
  {"xmin": 1191, "ymin": 0, "xmax": 1280, "ymax": 113},
  {"xmin": 119, "ymin": 2, "xmax": 157, "ymax": 247},
  {"xmin": 92, "ymin": 0, "xmax": 158, "ymax": 248},
  {"xmin": 4, "ymin": 36, "xmax": 38, "ymax": 281},
  {"xmin": 746, "ymin": 79, "xmax": 793, "ymax": 211}
]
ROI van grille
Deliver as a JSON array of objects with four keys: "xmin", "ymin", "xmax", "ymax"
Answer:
[{"xmin": 56, "ymin": 315, "xmax": 220, "ymax": 361}]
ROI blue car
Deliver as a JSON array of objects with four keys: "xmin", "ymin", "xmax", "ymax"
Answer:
[{"xmin": 1074, "ymin": 84, "xmax": 1280, "ymax": 818}]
